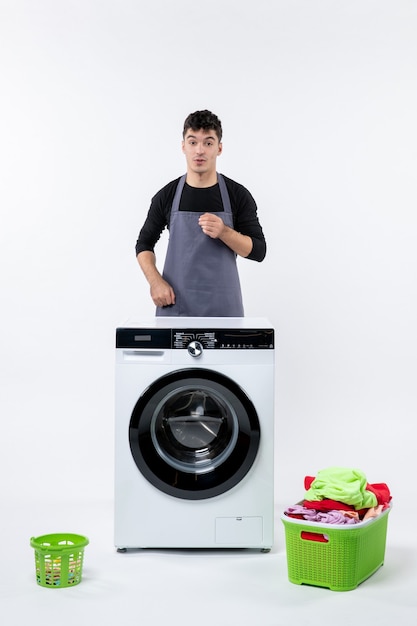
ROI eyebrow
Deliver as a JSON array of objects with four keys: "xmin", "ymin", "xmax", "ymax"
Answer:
[{"xmin": 186, "ymin": 133, "xmax": 217, "ymax": 141}]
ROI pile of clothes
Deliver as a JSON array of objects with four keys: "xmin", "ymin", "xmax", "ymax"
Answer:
[{"xmin": 284, "ymin": 467, "xmax": 392, "ymax": 525}]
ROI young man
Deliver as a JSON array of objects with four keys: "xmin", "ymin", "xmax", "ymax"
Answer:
[{"xmin": 136, "ymin": 110, "xmax": 266, "ymax": 317}]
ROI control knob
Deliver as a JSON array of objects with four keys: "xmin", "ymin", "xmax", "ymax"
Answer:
[{"xmin": 187, "ymin": 340, "xmax": 203, "ymax": 358}]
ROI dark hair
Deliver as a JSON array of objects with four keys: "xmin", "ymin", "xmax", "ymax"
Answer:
[{"xmin": 183, "ymin": 110, "xmax": 222, "ymax": 142}]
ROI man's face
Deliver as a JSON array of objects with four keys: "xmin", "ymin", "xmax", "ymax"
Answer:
[{"xmin": 182, "ymin": 128, "xmax": 222, "ymax": 177}]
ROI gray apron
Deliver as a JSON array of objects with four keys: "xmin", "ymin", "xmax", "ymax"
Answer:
[{"xmin": 156, "ymin": 174, "xmax": 244, "ymax": 317}]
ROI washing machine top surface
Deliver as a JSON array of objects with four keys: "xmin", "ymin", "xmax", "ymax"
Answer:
[{"xmin": 118, "ymin": 316, "xmax": 273, "ymax": 329}]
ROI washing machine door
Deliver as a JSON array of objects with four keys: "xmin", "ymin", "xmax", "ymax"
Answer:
[{"xmin": 129, "ymin": 368, "xmax": 260, "ymax": 499}]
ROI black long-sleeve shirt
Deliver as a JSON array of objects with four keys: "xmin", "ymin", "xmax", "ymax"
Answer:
[{"xmin": 135, "ymin": 174, "xmax": 266, "ymax": 262}]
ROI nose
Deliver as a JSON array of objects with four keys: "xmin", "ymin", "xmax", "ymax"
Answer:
[{"xmin": 195, "ymin": 142, "xmax": 205, "ymax": 154}]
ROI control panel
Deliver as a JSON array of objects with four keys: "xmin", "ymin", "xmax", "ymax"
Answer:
[
  {"xmin": 173, "ymin": 329, "xmax": 274, "ymax": 349},
  {"xmin": 116, "ymin": 327, "xmax": 274, "ymax": 350}
]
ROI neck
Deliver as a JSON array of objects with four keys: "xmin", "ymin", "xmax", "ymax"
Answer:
[{"xmin": 186, "ymin": 170, "xmax": 218, "ymax": 188}]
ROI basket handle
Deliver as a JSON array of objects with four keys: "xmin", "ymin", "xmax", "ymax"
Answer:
[{"xmin": 300, "ymin": 530, "xmax": 329, "ymax": 543}]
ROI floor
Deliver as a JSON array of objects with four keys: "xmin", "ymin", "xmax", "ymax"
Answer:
[{"xmin": 2, "ymin": 495, "xmax": 415, "ymax": 626}]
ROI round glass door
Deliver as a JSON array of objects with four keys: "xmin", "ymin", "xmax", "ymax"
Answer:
[{"xmin": 129, "ymin": 368, "xmax": 260, "ymax": 499}]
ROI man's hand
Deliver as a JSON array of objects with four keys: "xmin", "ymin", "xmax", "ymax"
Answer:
[
  {"xmin": 198, "ymin": 213, "xmax": 253, "ymax": 258},
  {"xmin": 137, "ymin": 250, "xmax": 176, "ymax": 307},
  {"xmin": 198, "ymin": 213, "xmax": 226, "ymax": 239},
  {"xmin": 149, "ymin": 276, "xmax": 176, "ymax": 308}
]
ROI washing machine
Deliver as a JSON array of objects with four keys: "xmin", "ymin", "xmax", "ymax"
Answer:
[{"xmin": 114, "ymin": 317, "xmax": 275, "ymax": 551}]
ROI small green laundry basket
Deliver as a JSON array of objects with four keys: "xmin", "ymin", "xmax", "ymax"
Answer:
[{"xmin": 30, "ymin": 533, "xmax": 89, "ymax": 588}]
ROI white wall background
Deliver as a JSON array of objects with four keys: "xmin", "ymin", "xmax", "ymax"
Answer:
[{"xmin": 1, "ymin": 0, "xmax": 416, "ymax": 514}]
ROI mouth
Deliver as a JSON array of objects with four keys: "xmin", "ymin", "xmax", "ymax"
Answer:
[{"xmin": 194, "ymin": 159, "xmax": 206, "ymax": 166}]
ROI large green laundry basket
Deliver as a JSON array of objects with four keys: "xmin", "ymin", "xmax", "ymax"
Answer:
[
  {"xmin": 281, "ymin": 505, "xmax": 391, "ymax": 591},
  {"xmin": 30, "ymin": 533, "xmax": 89, "ymax": 588}
]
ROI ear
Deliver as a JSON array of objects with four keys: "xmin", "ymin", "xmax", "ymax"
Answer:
[
  {"xmin": 218, "ymin": 142, "xmax": 223, "ymax": 156},
  {"xmin": 181, "ymin": 140, "xmax": 185, "ymax": 153}
]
